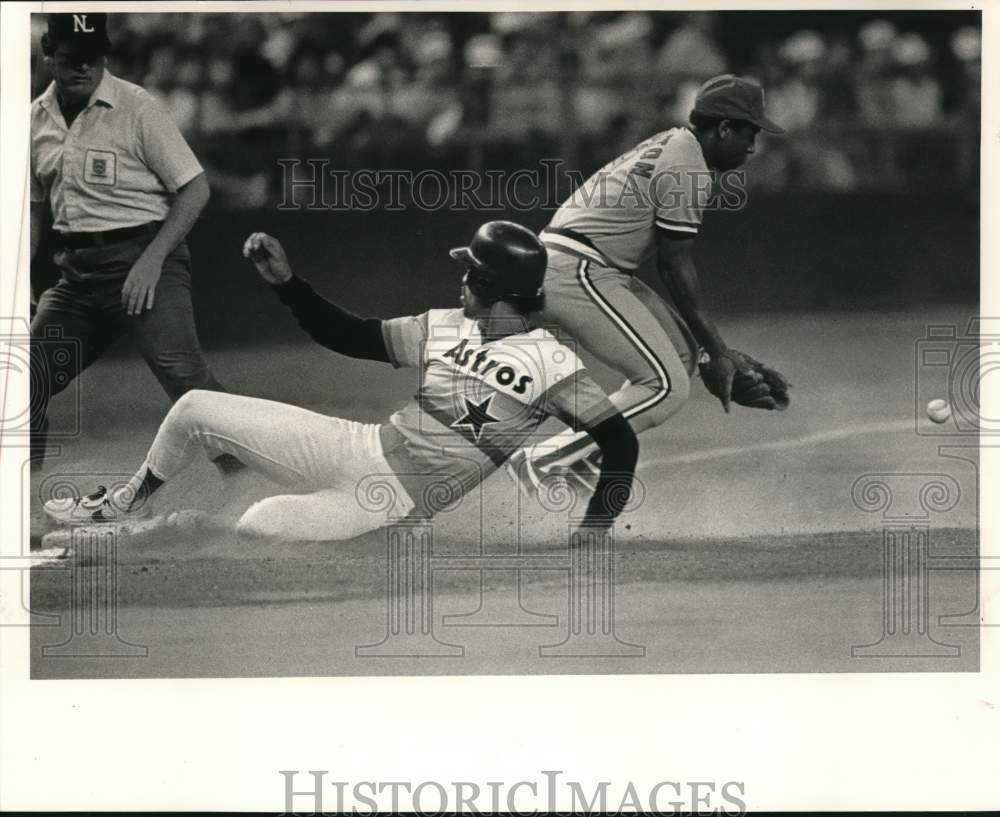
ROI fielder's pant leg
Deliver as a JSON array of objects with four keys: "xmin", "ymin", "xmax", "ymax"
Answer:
[
  {"xmin": 29, "ymin": 273, "xmax": 121, "ymax": 467},
  {"xmin": 626, "ymin": 275, "xmax": 699, "ymax": 377},
  {"xmin": 531, "ymin": 253, "xmax": 691, "ymax": 467}
]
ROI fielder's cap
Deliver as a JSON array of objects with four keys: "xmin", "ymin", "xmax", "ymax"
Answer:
[
  {"xmin": 692, "ymin": 74, "xmax": 784, "ymax": 134},
  {"xmin": 43, "ymin": 13, "xmax": 112, "ymax": 58},
  {"xmin": 450, "ymin": 221, "xmax": 547, "ymax": 299}
]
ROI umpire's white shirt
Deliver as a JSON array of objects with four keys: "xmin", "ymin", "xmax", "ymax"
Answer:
[{"xmin": 31, "ymin": 70, "xmax": 203, "ymax": 233}]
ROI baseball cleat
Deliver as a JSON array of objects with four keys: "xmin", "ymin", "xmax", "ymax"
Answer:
[
  {"xmin": 39, "ymin": 511, "xmax": 177, "ymax": 550},
  {"xmin": 553, "ymin": 455, "xmax": 602, "ymax": 496},
  {"xmin": 29, "ymin": 544, "xmax": 72, "ymax": 566},
  {"xmin": 43, "ymin": 484, "xmax": 151, "ymax": 526},
  {"xmin": 505, "ymin": 449, "xmax": 545, "ymax": 498},
  {"xmin": 39, "ymin": 529, "xmax": 73, "ymax": 551}
]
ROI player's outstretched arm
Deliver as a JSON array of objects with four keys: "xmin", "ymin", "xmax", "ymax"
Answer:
[
  {"xmin": 579, "ymin": 412, "xmax": 639, "ymax": 529},
  {"xmin": 657, "ymin": 232, "xmax": 754, "ymax": 413},
  {"xmin": 243, "ymin": 231, "xmax": 391, "ymax": 363}
]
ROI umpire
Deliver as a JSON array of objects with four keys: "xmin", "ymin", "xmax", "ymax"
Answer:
[{"xmin": 30, "ymin": 13, "xmax": 237, "ymax": 471}]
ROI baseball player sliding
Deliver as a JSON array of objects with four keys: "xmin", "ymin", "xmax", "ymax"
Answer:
[
  {"xmin": 44, "ymin": 222, "xmax": 639, "ymax": 542},
  {"xmin": 510, "ymin": 74, "xmax": 791, "ymax": 492}
]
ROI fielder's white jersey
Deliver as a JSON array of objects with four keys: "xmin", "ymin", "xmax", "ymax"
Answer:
[
  {"xmin": 546, "ymin": 126, "xmax": 711, "ymax": 271},
  {"xmin": 381, "ymin": 308, "xmax": 615, "ymax": 493}
]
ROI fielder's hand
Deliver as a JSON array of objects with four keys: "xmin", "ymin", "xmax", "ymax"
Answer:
[
  {"xmin": 243, "ymin": 232, "xmax": 292, "ymax": 285},
  {"xmin": 700, "ymin": 348, "xmax": 792, "ymax": 411},
  {"xmin": 731, "ymin": 351, "xmax": 791, "ymax": 410},
  {"xmin": 699, "ymin": 348, "xmax": 758, "ymax": 413}
]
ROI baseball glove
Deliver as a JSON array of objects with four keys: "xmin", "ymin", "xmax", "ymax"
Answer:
[
  {"xmin": 699, "ymin": 349, "xmax": 791, "ymax": 411},
  {"xmin": 733, "ymin": 351, "xmax": 791, "ymax": 410}
]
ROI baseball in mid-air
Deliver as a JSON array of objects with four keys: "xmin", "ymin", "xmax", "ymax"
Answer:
[{"xmin": 926, "ymin": 398, "xmax": 952, "ymax": 424}]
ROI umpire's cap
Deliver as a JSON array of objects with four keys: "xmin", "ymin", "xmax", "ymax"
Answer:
[
  {"xmin": 691, "ymin": 74, "xmax": 784, "ymax": 134},
  {"xmin": 42, "ymin": 13, "xmax": 112, "ymax": 58},
  {"xmin": 450, "ymin": 221, "xmax": 547, "ymax": 301}
]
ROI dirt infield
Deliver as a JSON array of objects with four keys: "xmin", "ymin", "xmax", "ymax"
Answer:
[{"xmin": 28, "ymin": 528, "xmax": 979, "ymax": 677}]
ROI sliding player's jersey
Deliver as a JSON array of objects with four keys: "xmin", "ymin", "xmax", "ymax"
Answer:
[
  {"xmin": 381, "ymin": 308, "xmax": 615, "ymax": 495},
  {"xmin": 544, "ymin": 126, "xmax": 711, "ymax": 272}
]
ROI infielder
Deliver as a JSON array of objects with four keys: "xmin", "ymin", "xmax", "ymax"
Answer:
[
  {"xmin": 511, "ymin": 74, "xmax": 791, "ymax": 490},
  {"xmin": 29, "ymin": 14, "xmax": 240, "ymax": 473},
  {"xmin": 45, "ymin": 222, "xmax": 639, "ymax": 541}
]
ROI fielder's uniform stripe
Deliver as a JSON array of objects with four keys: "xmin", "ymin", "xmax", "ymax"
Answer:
[
  {"xmin": 575, "ymin": 258, "xmax": 671, "ymax": 420},
  {"xmin": 655, "ymin": 218, "xmax": 699, "ymax": 235}
]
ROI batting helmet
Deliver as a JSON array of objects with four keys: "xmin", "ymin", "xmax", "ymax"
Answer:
[{"xmin": 450, "ymin": 221, "xmax": 547, "ymax": 303}]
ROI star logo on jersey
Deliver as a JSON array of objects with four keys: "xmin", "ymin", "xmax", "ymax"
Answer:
[{"xmin": 450, "ymin": 394, "xmax": 501, "ymax": 443}]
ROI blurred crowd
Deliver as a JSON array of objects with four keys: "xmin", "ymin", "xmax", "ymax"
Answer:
[{"xmin": 31, "ymin": 12, "xmax": 981, "ymax": 205}]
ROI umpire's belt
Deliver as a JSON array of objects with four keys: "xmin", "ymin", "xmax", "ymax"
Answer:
[
  {"xmin": 540, "ymin": 227, "xmax": 614, "ymax": 268},
  {"xmin": 58, "ymin": 221, "xmax": 162, "ymax": 250}
]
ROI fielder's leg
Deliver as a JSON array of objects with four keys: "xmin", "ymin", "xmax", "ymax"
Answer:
[{"xmin": 525, "ymin": 253, "xmax": 693, "ymax": 473}]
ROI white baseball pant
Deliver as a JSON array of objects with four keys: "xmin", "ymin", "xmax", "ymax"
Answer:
[{"xmin": 137, "ymin": 390, "xmax": 414, "ymax": 541}]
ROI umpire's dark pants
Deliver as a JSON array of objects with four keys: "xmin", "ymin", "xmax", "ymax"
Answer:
[{"xmin": 30, "ymin": 228, "xmax": 226, "ymax": 466}]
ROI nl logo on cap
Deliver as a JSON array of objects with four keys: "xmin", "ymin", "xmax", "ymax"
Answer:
[{"xmin": 73, "ymin": 14, "xmax": 95, "ymax": 33}]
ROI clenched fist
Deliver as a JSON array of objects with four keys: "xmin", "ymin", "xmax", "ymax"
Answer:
[{"xmin": 242, "ymin": 232, "xmax": 293, "ymax": 285}]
